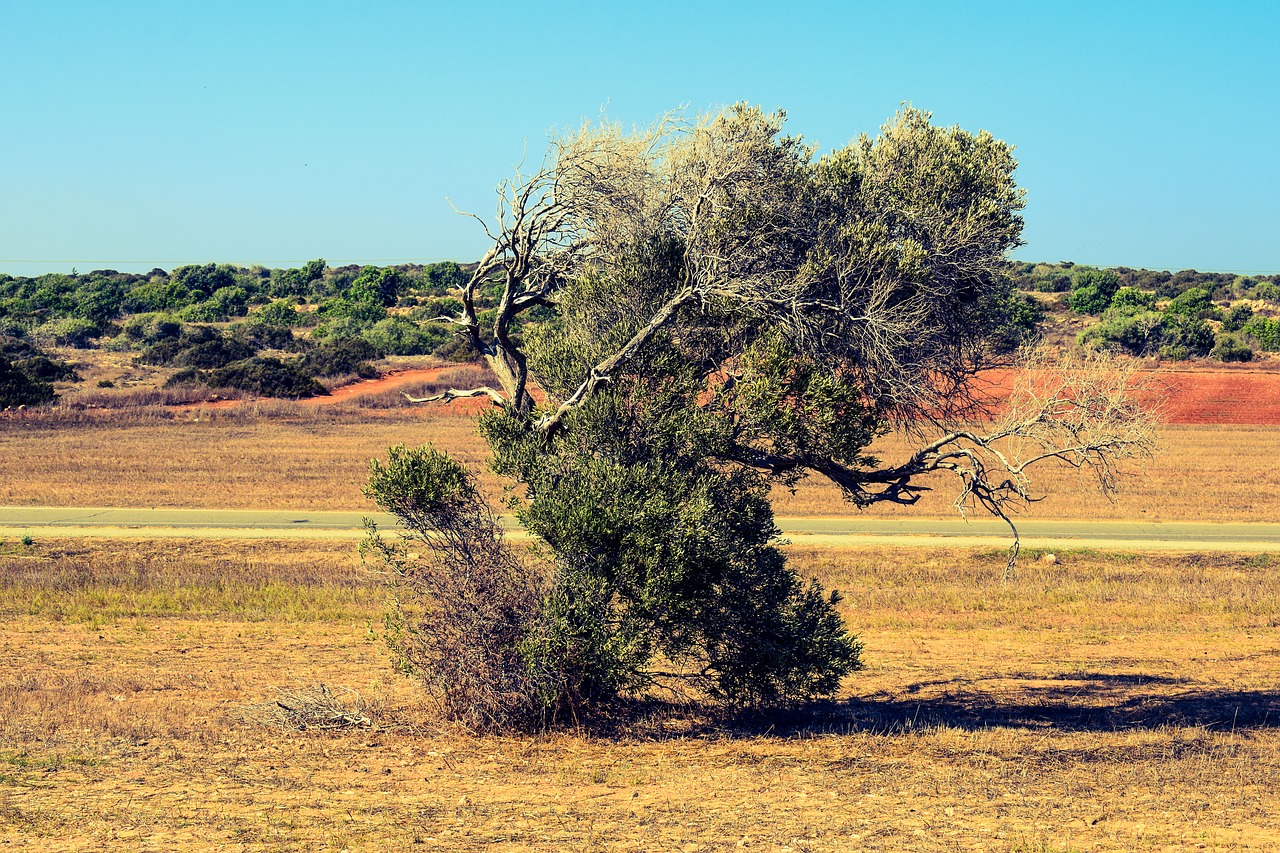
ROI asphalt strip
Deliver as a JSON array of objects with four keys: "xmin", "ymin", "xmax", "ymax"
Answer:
[{"xmin": 2, "ymin": 507, "xmax": 1278, "ymax": 552}]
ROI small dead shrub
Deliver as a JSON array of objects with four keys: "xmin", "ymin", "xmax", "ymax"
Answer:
[{"xmin": 242, "ymin": 684, "xmax": 375, "ymax": 732}]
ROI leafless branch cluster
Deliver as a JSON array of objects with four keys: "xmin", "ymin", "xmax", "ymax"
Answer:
[{"xmin": 242, "ymin": 684, "xmax": 375, "ymax": 732}]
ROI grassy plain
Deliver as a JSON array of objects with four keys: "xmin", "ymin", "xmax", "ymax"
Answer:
[
  {"xmin": 3, "ymin": 401, "xmax": 1279, "ymax": 523},
  {"xmin": 1, "ymin": 538, "xmax": 1278, "ymax": 850}
]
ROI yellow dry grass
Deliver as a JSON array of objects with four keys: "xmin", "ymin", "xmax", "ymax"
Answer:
[
  {"xmin": 2, "ymin": 538, "xmax": 1278, "ymax": 850},
  {"xmin": 4, "ymin": 402, "xmax": 1280, "ymax": 522}
]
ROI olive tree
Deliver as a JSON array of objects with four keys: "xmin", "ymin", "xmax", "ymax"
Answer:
[{"xmin": 364, "ymin": 105, "xmax": 1155, "ymax": 727}]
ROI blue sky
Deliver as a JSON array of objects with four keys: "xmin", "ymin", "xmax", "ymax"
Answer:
[{"xmin": 2, "ymin": 0, "xmax": 1277, "ymax": 276}]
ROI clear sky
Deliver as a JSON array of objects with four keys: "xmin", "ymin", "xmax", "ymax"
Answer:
[{"xmin": 2, "ymin": 0, "xmax": 1277, "ymax": 277}]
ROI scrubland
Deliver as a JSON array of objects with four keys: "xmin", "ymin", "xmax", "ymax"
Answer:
[{"xmin": 1, "ymin": 538, "xmax": 1278, "ymax": 850}]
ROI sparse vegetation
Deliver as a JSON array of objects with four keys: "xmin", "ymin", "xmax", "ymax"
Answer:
[{"xmin": 1, "ymin": 538, "xmax": 1277, "ymax": 849}]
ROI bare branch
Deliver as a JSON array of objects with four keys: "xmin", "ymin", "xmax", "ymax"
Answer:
[{"xmin": 402, "ymin": 387, "xmax": 508, "ymax": 405}]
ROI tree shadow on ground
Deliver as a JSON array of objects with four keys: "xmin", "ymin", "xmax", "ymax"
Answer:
[
  {"xmin": 721, "ymin": 672, "xmax": 1280, "ymax": 738},
  {"xmin": 590, "ymin": 672, "xmax": 1280, "ymax": 739}
]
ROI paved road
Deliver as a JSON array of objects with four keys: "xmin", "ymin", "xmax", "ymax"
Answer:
[{"xmin": 3, "ymin": 506, "xmax": 1279, "ymax": 552}]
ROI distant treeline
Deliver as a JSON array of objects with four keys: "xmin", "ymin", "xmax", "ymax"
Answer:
[
  {"xmin": 2, "ymin": 257, "xmax": 1279, "ymax": 407},
  {"xmin": 1008, "ymin": 261, "xmax": 1280, "ymax": 303}
]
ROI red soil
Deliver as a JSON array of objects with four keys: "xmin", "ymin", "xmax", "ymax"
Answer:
[
  {"xmin": 298, "ymin": 367, "xmax": 450, "ymax": 405},
  {"xmin": 1152, "ymin": 368, "xmax": 1280, "ymax": 424},
  {"xmin": 973, "ymin": 365, "xmax": 1280, "ymax": 426},
  {"xmin": 165, "ymin": 363, "xmax": 1280, "ymax": 425}
]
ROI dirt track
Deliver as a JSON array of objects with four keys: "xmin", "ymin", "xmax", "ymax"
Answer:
[{"xmin": 299, "ymin": 367, "xmax": 448, "ymax": 405}]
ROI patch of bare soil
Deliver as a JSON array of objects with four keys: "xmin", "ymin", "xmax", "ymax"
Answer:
[{"xmin": 300, "ymin": 367, "xmax": 451, "ymax": 405}]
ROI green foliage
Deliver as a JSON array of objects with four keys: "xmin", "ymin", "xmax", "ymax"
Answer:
[
  {"xmin": 121, "ymin": 313, "xmax": 182, "ymax": 343},
  {"xmin": 197, "ymin": 356, "xmax": 325, "ymax": 398},
  {"xmin": 1110, "ymin": 287, "xmax": 1156, "ymax": 310},
  {"xmin": 315, "ymin": 295, "xmax": 386, "ymax": 328},
  {"xmin": 270, "ymin": 259, "xmax": 327, "ymax": 298},
  {"xmin": 124, "ymin": 278, "xmax": 194, "ymax": 313},
  {"xmin": 422, "ymin": 261, "xmax": 468, "ymax": 295},
  {"xmin": 348, "ymin": 267, "xmax": 406, "ymax": 307},
  {"xmin": 1209, "ymin": 333, "xmax": 1254, "ymax": 362},
  {"xmin": 361, "ymin": 316, "xmax": 445, "ymax": 356},
  {"xmin": 1159, "ymin": 312, "xmax": 1215, "ymax": 358},
  {"xmin": 227, "ymin": 321, "xmax": 300, "ymax": 352},
  {"xmin": 1221, "ymin": 303, "xmax": 1253, "ymax": 332},
  {"xmin": 1242, "ymin": 315, "xmax": 1280, "ymax": 351},
  {"xmin": 140, "ymin": 326, "xmax": 255, "ymax": 369},
  {"xmin": 1068, "ymin": 269, "xmax": 1120, "ymax": 314},
  {"xmin": 298, "ymin": 337, "xmax": 379, "ymax": 378},
  {"xmin": 363, "ymin": 445, "xmax": 545, "ymax": 730},
  {"xmin": 32, "ymin": 317, "xmax": 99, "ymax": 348},
  {"xmin": 253, "ymin": 299, "xmax": 305, "ymax": 328},
  {"xmin": 1165, "ymin": 287, "xmax": 1216, "ymax": 319},
  {"xmin": 989, "ymin": 291, "xmax": 1044, "ymax": 353},
  {"xmin": 177, "ymin": 285, "xmax": 250, "ymax": 322},
  {"xmin": 0, "ymin": 356, "xmax": 56, "ymax": 406}
]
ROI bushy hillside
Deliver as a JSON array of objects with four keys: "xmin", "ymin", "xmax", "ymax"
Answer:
[
  {"xmin": 1008, "ymin": 261, "xmax": 1280, "ymax": 362},
  {"xmin": 0, "ymin": 260, "xmax": 504, "ymax": 405}
]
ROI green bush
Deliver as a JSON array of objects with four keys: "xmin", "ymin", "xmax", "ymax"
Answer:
[
  {"xmin": 253, "ymin": 299, "xmax": 305, "ymax": 328},
  {"xmin": 121, "ymin": 313, "xmax": 183, "ymax": 343},
  {"xmin": 1210, "ymin": 334, "xmax": 1254, "ymax": 362},
  {"xmin": 1242, "ymin": 315, "xmax": 1280, "ymax": 351},
  {"xmin": 1068, "ymin": 269, "xmax": 1120, "ymax": 314},
  {"xmin": 362, "ymin": 445, "xmax": 544, "ymax": 730},
  {"xmin": 32, "ymin": 317, "xmax": 99, "ymax": 348},
  {"xmin": 1078, "ymin": 305, "xmax": 1165, "ymax": 356},
  {"xmin": 202, "ymin": 357, "xmax": 325, "ymax": 398},
  {"xmin": 361, "ymin": 316, "xmax": 445, "ymax": 356},
  {"xmin": 138, "ymin": 326, "xmax": 254, "ymax": 369},
  {"xmin": 0, "ymin": 356, "xmax": 56, "ymax": 406},
  {"xmin": 228, "ymin": 322, "xmax": 300, "ymax": 352},
  {"xmin": 1222, "ymin": 303, "xmax": 1254, "ymax": 332},
  {"xmin": 1165, "ymin": 287, "xmax": 1217, "ymax": 319},
  {"xmin": 299, "ymin": 337, "xmax": 379, "ymax": 378},
  {"xmin": 1110, "ymin": 287, "xmax": 1156, "ymax": 310}
]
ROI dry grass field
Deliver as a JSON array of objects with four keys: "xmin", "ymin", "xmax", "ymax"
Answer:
[
  {"xmin": 3, "ymin": 400, "xmax": 1279, "ymax": 523},
  {"xmin": 2, "ymin": 538, "xmax": 1278, "ymax": 851}
]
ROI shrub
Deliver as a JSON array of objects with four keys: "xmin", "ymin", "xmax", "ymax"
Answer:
[
  {"xmin": 138, "ymin": 326, "xmax": 253, "ymax": 369},
  {"xmin": 121, "ymin": 313, "xmax": 183, "ymax": 343},
  {"xmin": 1242, "ymin": 315, "xmax": 1280, "ymax": 351},
  {"xmin": 362, "ymin": 444, "xmax": 544, "ymax": 730},
  {"xmin": 253, "ymin": 299, "xmax": 304, "ymax": 328},
  {"xmin": 1222, "ymin": 303, "xmax": 1254, "ymax": 332},
  {"xmin": 1068, "ymin": 269, "xmax": 1120, "ymax": 314},
  {"xmin": 1159, "ymin": 313, "xmax": 1215, "ymax": 358},
  {"xmin": 1210, "ymin": 334, "xmax": 1254, "ymax": 362},
  {"xmin": 32, "ymin": 317, "xmax": 99, "ymax": 348},
  {"xmin": 1110, "ymin": 287, "xmax": 1156, "ymax": 311},
  {"xmin": 1078, "ymin": 305, "xmax": 1165, "ymax": 356},
  {"xmin": 0, "ymin": 356, "xmax": 56, "ymax": 406},
  {"xmin": 13, "ymin": 354, "xmax": 79, "ymax": 382},
  {"xmin": 299, "ymin": 337, "xmax": 379, "ymax": 378},
  {"xmin": 228, "ymin": 322, "xmax": 301, "ymax": 352},
  {"xmin": 361, "ymin": 316, "xmax": 445, "ymax": 356},
  {"xmin": 1165, "ymin": 287, "xmax": 1217, "ymax": 319},
  {"xmin": 202, "ymin": 357, "xmax": 325, "ymax": 398},
  {"xmin": 174, "ymin": 336, "xmax": 256, "ymax": 369}
]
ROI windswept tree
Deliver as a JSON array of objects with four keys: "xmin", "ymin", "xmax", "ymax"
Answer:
[{"xmin": 365, "ymin": 105, "xmax": 1156, "ymax": 728}]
